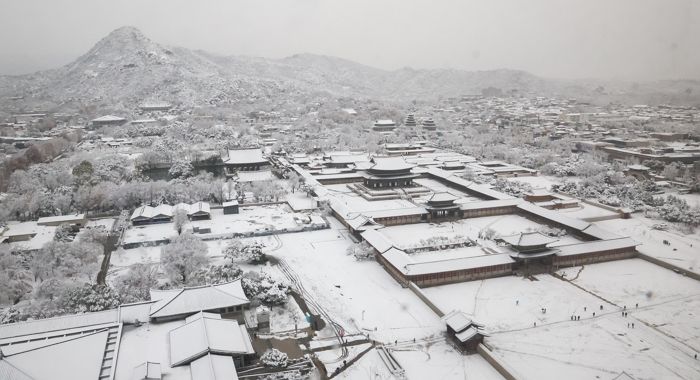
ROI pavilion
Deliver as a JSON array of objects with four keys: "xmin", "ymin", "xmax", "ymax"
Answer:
[{"xmin": 362, "ymin": 157, "xmax": 418, "ymax": 189}]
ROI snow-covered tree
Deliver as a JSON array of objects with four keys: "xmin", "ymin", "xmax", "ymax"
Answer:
[
  {"xmin": 242, "ymin": 272, "xmax": 290, "ymax": 305},
  {"xmin": 173, "ymin": 209, "xmax": 189, "ymax": 235},
  {"xmin": 32, "ymin": 241, "xmax": 102, "ymax": 282},
  {"xmin": 223, "ymin": 239, "xmax": 245, "ymax": 263},
  {"xmin": 224, "ymin": 241, "xmax": 266, "ymax": 264},
  {"xmin": 203, "ymin": 263, "xmax": 243, "ymax": 285},
  {"xmin": 59, "ymin": 283, "xmax": 121, "ymax": 313},
  {"xmin": 168, "ymin": 159, "xmax": 194, "ymax": 179},
  {"xmin": 0, "ymin": 247, "xmax": 33, "ymax": 304},
  {"xmin": 160, "ymin": 233, "xmax": 210, "ymax": 285},
  {"xmin": 114, "ymin": 263, "xmax": 159, "ymax": 303},
  {"xmin": 260, "ymin": 348, "xmax": 288, "ymax": 368},
  {"xmin": 346, "ymin": 241, "xmax": 375, "ymax": 260}
]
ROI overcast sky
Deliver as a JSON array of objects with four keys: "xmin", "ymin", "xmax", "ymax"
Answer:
[{"xmin": 0, "ymin": 0, "xmax": 698, "ymax": 80}]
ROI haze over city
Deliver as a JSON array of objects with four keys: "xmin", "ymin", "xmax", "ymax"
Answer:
[{"xmin": 0, "ymin": 0, "xmax": 699, "ymax": 80}]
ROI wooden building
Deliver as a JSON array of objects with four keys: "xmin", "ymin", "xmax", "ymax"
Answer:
[
  {"xmin": 362, "ymin": 157, "xmax": 418, "ymax": 189},
  {"xmin": 224, "ymin": 148, "xmax": 269, "ymax": 174},
  {"xmin": 425, "ymin": 192, "xmax": 461, "ymax": 221},
  {"xmin": 223, "ymin": 201, "xmax": 240, "ymax": 215},
  {"xmin": 372, "ymin": 119, "xmax": 396, "ymax": 132},
  {"xmin": 444, "ymin": 311, "xmax": 487, "ymax": 353}
]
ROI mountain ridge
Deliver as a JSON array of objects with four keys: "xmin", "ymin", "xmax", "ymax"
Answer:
[{"xmin": 1, "ymin": 26, "xmax": 698, "ymax": 108}]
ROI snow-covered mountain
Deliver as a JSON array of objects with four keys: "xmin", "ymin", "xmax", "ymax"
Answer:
[{"xmin": 1, "ymin": 26, "xmax": 698, "ymax": 107}]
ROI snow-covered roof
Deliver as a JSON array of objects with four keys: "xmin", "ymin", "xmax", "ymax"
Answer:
[
  {"xmin": 444, "ymin": 311, "xmax": 472, "ymax": 333},
  {"xmin": 222, "ymin": 200, "xmax": 239, "ymax": 207},
  {"xmin": 517, "ymin": 202, "xmax": 590, "ymax": 231},
  {"xmin": 370, "ymin": 157, "xmax": 414, "ymax": 172},
  {"xmin": 459, "ymin": 199, "xmax": 522, "ymax": 211},
  {"xmin": 1, "ymin": 222, "xmax": 41, "ymax": 237},
  {"xmin": 581, "ymin": 224, "xmax": 623, "ymax": 240},
  {"xmin": 382, "ymin": 247, "xmax": 413, "ymax": 271},
  {"xmin": 153, "ymin": 204, "xmax": 174, "ymax": 218},
  {"xmin": 329, "ymin": 153, "xmax": 369, "ymax": 164},
  {"xmin": 36, "ymin": 213, "xmax": 86, "ymax": 225},
  {"xmin": 499, "ymin": 232, "xmax": 559, "ymax": 248},
  {"xmin": 361, "ymin": 207, "xmax": 428, "ymax": 219},
  {"xmin": 225, "ymin": 148, "xmax": 266, "ymax": 165},
  {"xmin": 426, "ymin": 168, "xmax": 514, "ymax": 201},
  {"xmin": 1, "ymin": 329, "xmax": 110, "ymax": 380},
  {"xmin": 374, "ymin": 119, "xmax": 396, "ymax": 126},
  {"xmin": 189, "ymin": 201, "xmax": 211, "ymax": 215},
  {"xmin": 0, "ymin": 361, "xmax": 34, "ymax": 380},
  {"xmin": 454, "ymin": 326, "xmax": 481, "ymax": 343},
  {"xmin": 555, "ymin": 237, "xmax": 638, "ymax": 257},
  {"xmin": 361, "ymin": 229, "xmax": 394, "ymax": 254},
  {"xmin": 149, "ymin": 280, "xmax": 249, "ymax": 320},
  {"xmin": 427, "ymin": 192, "xmax": 458, "ymax": 203},
  {"xmin": 168, "ymin": 312, "xmax": 254, "ymax": 366},
  {"xmin": 132, "ymin": 361, "xmax": 162, "ymax": 380},
  {"xmin": 92, "ymin": 115, "xmax": 126, "ymax": 122},
  {"xmin": 131, "ymin": 206, "xmax": 155, "ymax": 220},
  {"xmin": 404, "ymin": 254, "xmax": 515, "ymax": 276},
  {"xmin": 189, "ymin": 354, "xmax": 238, "ymax": 380},
  {"xmin": 132, "ymin": 202, "xmax": 211, "ymax": 221},
  {"xmin": 0, "ymin": 309, "xmax": 118, "ymax": 340},
  {"xmin": 347, "ymin": 215, "xmax": 381, "ymax": 232}
]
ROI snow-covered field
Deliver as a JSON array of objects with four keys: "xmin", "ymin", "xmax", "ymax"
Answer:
[
  {"xmin": 489, "ymin": 313, "xmax": 700, "ymax": 380},
  {"xmin": 594, "ymin": 216, "xmax": 700, "ymax": 274},
  {"xmin": 422, "ymin": 259, "xmax": 700, "ymax": 380},
  {"xmin": 422, "ymin": 274, "xmax": 604, "ymax": 332},
  {"xmin": 560, "ymin": 259, "xmax": 700, "ymax": 353}
]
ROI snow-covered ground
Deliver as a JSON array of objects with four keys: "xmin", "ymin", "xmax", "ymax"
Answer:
[
  {"xmin": 555, "ymin": 202, "xmax": 620, "ymax": 221},
  {"xmin": 594, "ymin": 216, "xmax": 700, "ymax": 274},
  {"xmin": 422, "ymin": 259, "xmax": 700, "ymax": 379},
  {"xmin": 121, "ymin": 204, "xmax": 307, "ymax": 246},
  {"xmin": 506, "ymin": 175, "xmax": 564, "ymax": 190},
  {"xmin": 378, "ymin": 215, "xmax": 582, "ymax": 248},
  {"xmin": 422, "ymin": 274, "xmax": 604, "ymax": 332},
  {"xmin": 338, "ymin": 342, "xmax": 506, "ymax": 380},
  {"xmin": 324, "ymin": 184, "xmax": 417, "ymax": 212},
  {"xmin": 267, "ymin": 224, "xmax": 445, "ymax": 344},
  {"xmin": 488, "ymin": 312, "xmax": 700, "ymax": 380},
  {"xmin": 413, "ymin": 177, "xmax": 483, "ymax": 203},
  {"xmin": 559, "ymin": 259, "xmax": 700, "ymax": 353}
]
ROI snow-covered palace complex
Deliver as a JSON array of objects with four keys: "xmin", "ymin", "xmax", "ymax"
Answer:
[{"xmin": 298, "ymin": 154, "xmax": 639, "ymax": 288}]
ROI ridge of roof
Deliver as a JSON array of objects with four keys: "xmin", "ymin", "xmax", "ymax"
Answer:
[{"xmin": 148, "ymin": 288, "xmax": 186, "ymax": 316}]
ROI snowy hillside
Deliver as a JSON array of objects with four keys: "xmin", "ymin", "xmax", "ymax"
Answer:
[{"xmin": 1, "ymin": 26, "xmax": 698, "ymax": 107}]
